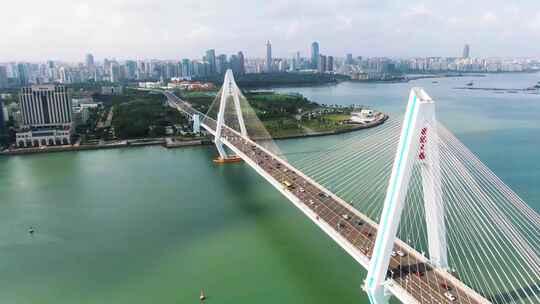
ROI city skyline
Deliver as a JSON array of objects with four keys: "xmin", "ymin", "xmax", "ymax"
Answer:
[{"xmin": 2, "ymin": 0, "xmax": 540, "ymax": 62}]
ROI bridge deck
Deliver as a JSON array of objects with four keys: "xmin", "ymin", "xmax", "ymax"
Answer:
[{"xmin": 165, "ymin": 92, "xmax": 490, "ymax": 304}]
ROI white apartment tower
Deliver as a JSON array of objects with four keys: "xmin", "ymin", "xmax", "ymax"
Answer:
[{"xmin": 19, "ymin": 84, "xmax": 72, "ymax": 127}]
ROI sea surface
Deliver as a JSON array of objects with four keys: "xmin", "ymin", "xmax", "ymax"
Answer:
[{"xmin": 0, "ymin": 73, "xmax": 538, "ymax": 303}]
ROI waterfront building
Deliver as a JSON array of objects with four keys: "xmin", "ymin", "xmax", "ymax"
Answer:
[
  {"xmin": 266, "ymin": 40, "xmax": 272, "ymax": 72},
  {"xmin": 16, "ymin": 84, "xmax": 73, "ymax": 147},
  {"xmin": 327, "ymin": 56, "xmax": 334, "ymax": 72},
  {"xmin": 311, "ymin": 42, "xmax": 320, "ymax": 69},
  {"xmin": 463, "ymin": 44, "xmax": 470, "ymax": 58},
  {"xmin": 19, "ymin": 84, "xmax": 72, "ymax": 127},
  {"xmin": 318, "ymin": 54, "xmax": 327, "ymax": 73}
]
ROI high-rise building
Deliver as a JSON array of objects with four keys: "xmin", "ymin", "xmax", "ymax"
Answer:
[
  {"xmin": 0, "ymin": 99, "xmax": 5, "ymax": 132},
  {"xmin": 216, "ymin": 54, "xmax": 228, "ymax": 75},
  {"xmin": 126, "ymin": 60, "xmax": 137, "ymax": 80},
  {"xmin": 59, "ymin": 67, "xmax": 71, "ymax": 84},
  {"xmin": 85, "ymin": 54, "xmax": 95, "ymax": 67},
  {"xmin": 17, "ymin": 63, "xmax": 29, "ymax": 86},
  {"xmin": 0, "ymin": 66, "xmax": 8, "ymax": 89},
  {"xmin": 463, "ymin": 44, "xmax": 470, "ymax": 58},
  {"xmin": 206, "ymin": 49, "xmax": 216, "ymax": 75},
  {"xmin": 0, "ymin": 98, "xmax": 6, "ymax": 147},
  {"xmin": 230, "ymin": 54, "xmax": 240, "ymax": 76},
  {"xmin": 318, "ymin": 54, "xmax": 327, "ymax": 73},
  {"xmin": 266, "ymin": 40, "xmax": 272, "ymax": 72},
  {"xmin": 346, "ymin": 53, "xmax": 354, "ymax": 64},
  {"xmin": 16, "ymin": 84, "xmax": 73, "ymax": 147},
  {"xmin": 19, "ymin": 85, "xmax": 72, "ymax": 127},
  {"xmin": 311, "ymin": 42, "xmax": 320, "ymax": 69},
  {"xmin": 237, "ymin": 51, "xmax": 245, "ymax": 75},
  {"xmin": 327, "ymin": 56, "xmax": 334, "ymax": 72},
  {"xmin": 110, "ymin": 64, "xmax": 120, "ymax": 83},
  {"xmin": 181, "ymin": 59, "xmax": 192, "ymax": 77}
]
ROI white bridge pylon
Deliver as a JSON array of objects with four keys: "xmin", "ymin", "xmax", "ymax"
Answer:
[
  {"xmin": 214, "ymin": 69, "xmax": 248, "ymax": 159},
  {"xmin": 366, "ymin": 88, "xmax": 448, "ymax": 304}
]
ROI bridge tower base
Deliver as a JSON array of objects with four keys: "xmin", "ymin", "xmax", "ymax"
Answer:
[{"xmin": 365, "ymin": 88, "xmax": 448, "ymax": 304}]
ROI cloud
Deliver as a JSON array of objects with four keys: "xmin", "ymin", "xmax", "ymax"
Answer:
[
  {"xmin": 481, "ymin": 12, "xmax": 498, "ymax": 24},
  {"xmin": 0, "ymin": 0, "xmax": 539, "ymax": 61},
  {"xmin": 403, "ymin": 4, "xmax": 434, "ymax": 18}
]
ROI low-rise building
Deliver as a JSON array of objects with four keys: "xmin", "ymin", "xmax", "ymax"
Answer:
[
  {"xmin": 351, "ymin": 109, "xmax": 376, "ymax": 124},
  {"xmin": 16, "ymin": 126, "xmax": 72, "ymax": 147},
  {"xmin": 101, "ymin": 86, "xmax": 124, "ymax": 95}
]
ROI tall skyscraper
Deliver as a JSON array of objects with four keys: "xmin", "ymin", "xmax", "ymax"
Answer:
[
  {"xmin": 327, "ymin": 56, "xmax": 334, "ymax": 72},
  {"xmin": 311, "ymin": 42, "xmax": 320, "ymax": 69},
  {"xmin": 237, "ymin": 51, "xmax": 245, "ymax": 75},
  {"xmin": 17, "ymin": 63, "xmax": 29, "ymax": 86},
  {"xmin": 0, "ymin": 66, "xmax": 8, "ymax": 89},
  {"xmin": 126, "ymin": 60, "xmax": 137, "ymax": 79},
  {"xmin": 206, "ymin": 49, "xmax": 216, "ymax": 75},
  {"xmin": 463, "ymin": 44, "xmax": 470, "ymax": 58},
  {"xmin": 0, "ymin": 98, "xmax": 5, "ymax": 132},
  {"xmin": 216, "ymin": 54, "xmax": 228, "ymax": 75},
  {"xmin": 19, "ymin": 84, "xmax": 72, "ymax": 127},
  {"xmin": 230, "ymin": 54, "xmax": 241, "ymax": 76},
  {"xmin": 317, "ymin": 54, "xmax": 327, "ymax": 73},
  {"xmin": 346, "ymin": 53, "xmax": 354, "ymax": 64},
  {"xmin": 110, "ymin": 64, "xmax": 120, "ymax": 83},
  {"xmin": 266, "ymin": 40, "xmax": 272, "ymax": 72},
  {"xmin": 0, "ymin": 98, "xmax": 6, "ymax": 147},
  {"xmin": 181, "ymin": 59, "xmax": 192, "ymax": 77},
  {"xmin": 85, "ymin": 54, "xmax": 95, "ymax": 67}
]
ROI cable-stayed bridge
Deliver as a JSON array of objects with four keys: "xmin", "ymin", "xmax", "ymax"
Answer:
[{"xmin": 165, "ymin": 70, "xmax": 540, "ymax": 304}]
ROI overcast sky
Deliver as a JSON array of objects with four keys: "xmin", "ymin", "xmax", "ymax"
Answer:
[{"xmin": 2, "ymin": 0, "xmax": 540, "ymax": 62}]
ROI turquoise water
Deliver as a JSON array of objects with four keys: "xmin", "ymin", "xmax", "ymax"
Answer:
[{"xmin": 0, "ymin": 73, "xmax": 538, "ymax": 303}]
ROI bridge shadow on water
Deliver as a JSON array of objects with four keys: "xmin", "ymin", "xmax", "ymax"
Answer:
[
  {"xmin": 218, "ymin": 163, "xmax": 367, "ymax": 300},
  {"xmin": 485, "ymin": 282, "xmax": 540, "ymax": 304}
]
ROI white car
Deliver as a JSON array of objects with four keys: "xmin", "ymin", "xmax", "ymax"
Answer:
[
  {"xmin": 391, "ymin": 251, "xmax": 397, "ymax": 257},
  {"xmin": 444, "ymin": 292, "xmax": 456, "ymax": 302},
  {"xmin": 397, "ymin": 250, "xmax": 406, "ymax": 257},
  {"xmin": 299, "ymin": 187, "xmax": 305, "ymax": 193},
  {"xmin": 341, "ymin": 214, "xmax": 350, "ymax": 220},
  {"xmin": 309, "ymin": 200, "xmax": 315, "ymax": 205}
]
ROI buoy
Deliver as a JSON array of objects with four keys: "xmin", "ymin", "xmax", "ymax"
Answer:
[{"xmin": 199, "ymin": 289, "xmax": 206, "ymax": 301}]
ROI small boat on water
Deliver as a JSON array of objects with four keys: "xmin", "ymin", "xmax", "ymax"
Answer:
[
  {"xmin": 200, "ymin": 289, "xmax": 206, "ymax": 301},
  {"xmin": 466, "ymin": 81, "xmax": 474, "ymax": 86}
]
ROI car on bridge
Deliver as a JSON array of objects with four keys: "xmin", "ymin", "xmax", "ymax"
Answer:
[
  {"xmin": 444, "ymin": 291, "xmax": 457, "ymax": 302},
  {"xmin": 282, "ymin": 180, "xmax": 292, "ymax": 188}
]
